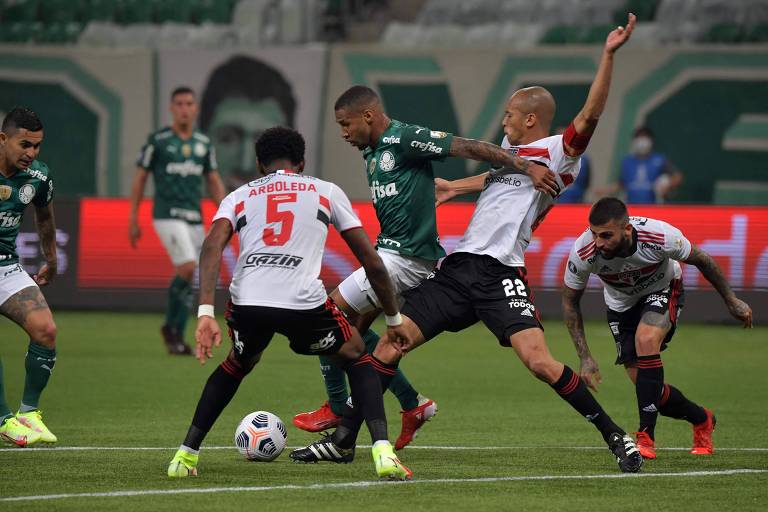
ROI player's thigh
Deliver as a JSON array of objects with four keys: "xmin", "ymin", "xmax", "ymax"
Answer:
[
  {"xmin": 635, "ymin": 280, "xmax": 684, "ymax": 356},
  {"xmin": 400, "ymin": 259, "xmax": 476, "ymax": 344},
  {"xmin": 473, "ymin": 264, "xmax": 542, "ymax": 346},
  {"xmin": 336, "ymin": 251, "xmax": 436, "ymax": 315},
  {"xmin": 0, "ymin": 265, "xmax": 55, "ymax": 345},
  {"xmin": 607, "ymin": 304, "xmax": 644, "ymax": 365},
  {"xmin": 152, "ymin": 219, "xmax": 199, "ymax": 266},
  {"xmin": 224, "ymin": 303, "xmax": 275, "ymax": 368},
  {"xmin": 281, "ymin": 298, "xmax": 356, "ymax": 357}
]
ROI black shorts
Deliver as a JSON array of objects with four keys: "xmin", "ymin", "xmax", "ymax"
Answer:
[
  {"xmin": 606, "ymin": 279, "xmax": 685, "ymax": 365},
  {"xmin": 401, "ymin": 252, "xmax": 542, "ymax": 346},
  {"xmin": 224, "ymin": 298, "xmax": 353, "ymax": 359}
]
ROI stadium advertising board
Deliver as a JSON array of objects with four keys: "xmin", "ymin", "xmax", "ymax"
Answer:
[{"xmin": 76, "ymin": 199, "xmax": 768, "ymax": 293}]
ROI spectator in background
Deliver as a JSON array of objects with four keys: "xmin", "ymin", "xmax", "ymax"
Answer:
[
  {"xmin": 602, "ymin": 126, "xmax": 683, "ymax": 203},
  {"xmin": 555, "ymin": 125, "xmax": 591, "ymax": 203},
  {"xmin": 199, "ymin": 56, "xmax": 297, "ymax": 191}
]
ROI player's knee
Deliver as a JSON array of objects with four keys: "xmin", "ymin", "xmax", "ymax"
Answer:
[
  {"xmin": 372, "ymin": 338, "xmax": 401, "ymax": 365},
  {"xmin": 228, "ymin": 351, "xmax": 260, "ymax": 375},
  {"xmin": 176, "ymin": 263, "xmax": 195, "ymax": 282},
  {"xmin": 32, "ymin": 320, "xmax": 57, "ymax": 348},
  {"xmin": 525, "ymin": 355, "xmax": 560, "ymax": 383},
  {"xmin": 635, "ymin": 333, "xmax": 660, "ymax": 356}
]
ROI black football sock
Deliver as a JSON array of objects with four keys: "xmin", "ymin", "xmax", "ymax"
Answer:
[
  {"xmin": 658, "ymin": 383, "xmax": 707, "ymax": 424},
  {"xmin": 183, "ymin": 360, "xmax": 247, "ymax": 450},
  {"xmin": 551, "ymin": 366, "xmax": 624, "ymax": 443},
  {"xmin": 343, "ymin": 354, "xmax": 388, "ymax": 443},
  {"xmin": 636, "ymin": 354, "xmax": 664, "ymax": 440},
  {"xmin": 332, "ymin": 354, "xmax": 398, "ymax": 448}
]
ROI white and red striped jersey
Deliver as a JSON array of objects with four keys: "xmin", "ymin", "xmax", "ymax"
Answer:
[
  {"xmin": 564, "ymin": 217, "xmax": 693, "ymax": 311},
  {"xmin": 213, "ymin": 170, "xmax": 362, "ymax": 308},
  {"xmin": 453, "ymin": 134, "xmax": 581, "ymax": 266}
]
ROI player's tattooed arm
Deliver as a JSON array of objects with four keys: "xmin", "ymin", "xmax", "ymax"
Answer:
[
  {"xmin": 562, "ymin": 286, "xmax": 602, "ymax": 391},
  {"xmin": 449, "ymin": 136, "xmax": 559, "ymax": 197},
  {"xmin": 684, "ymin": 244, "xmax": 753, "ymax": 328},
  {"xmin": 33, "ymin": 203, "xmax": 57, "ymax": 285},
  {"xmin": 0, "ymin": 286, "xmax": 49, "ymax": 326}
]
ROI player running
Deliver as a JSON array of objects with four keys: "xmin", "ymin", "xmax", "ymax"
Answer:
[
  {"xmin": 168, "ymin": 126, "xmax": 413, "ymax": 480},
  {"xmin": 129, "ymin": 86, "xmax": 226, "ymax": 355},
  {"xmin": 562, "ymin": 197, "xmax": 752, "ymax": 459},
  {"xmin": 291, "ymin": 14, "xmax": 644, "ymax": 473},
  {"xmin": 0, "ymin": 107, "xmax": 58, "ymax": 447},
  {"xmin": 293, "ymin": 85, "xmax": 556, "ymax": 450}
]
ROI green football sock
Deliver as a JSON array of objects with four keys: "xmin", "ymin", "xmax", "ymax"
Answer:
[
  {"xmin": 362, "ymin": 329, "xmax": 419, "ymax": 410},
  {"xmin": 166, "ymin": 276, "xmax": 192, "ymax": 336},
  {"xmin": 318, "ymin": 355, "xmax": 349, "ymax": 415},
  {"xmin": 21, "ymin": 343, "xmax": 56, "ymax": 410},
  {"xmin": 0, "ymin": 358, "xmax": 12, "ymax": 422}
]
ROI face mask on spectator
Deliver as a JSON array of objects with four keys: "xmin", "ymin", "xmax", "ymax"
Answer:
[{"xmin": 630, "ymin": 135, "xmax": 653, "ymax": 156}]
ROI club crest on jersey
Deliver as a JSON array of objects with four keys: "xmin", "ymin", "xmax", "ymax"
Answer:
[
  {"xmin": 181, "ymin": 144, "xmax": 191, "ymax": 157},
  {"xmin": 379, "ymin": 151, "xmax": 395, "ymax": 172},
  {"xmin": 618, "ymin": 269, "xmax": 641, "ymax": 284},
  {"xmin": 0, "ymin": 185, "xmax": 11, "ymax": 201},
  {"xmin": 194, "ymin": 142, "xmax": 206, "ymax": 157},
  {"xmin": 18, "ymin": 184, "xmax": 35, "ymax": 204}
]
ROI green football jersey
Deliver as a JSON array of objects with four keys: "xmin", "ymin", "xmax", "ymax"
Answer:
[
  {"xmin": 137, "ymin": 127, "xmax": 216, "ymax": 224},
  {"xmin": 362, "ymin": 119, "xmax": 452, "ymax": 261},
  {"xmin": 0, "ymin": 160, "xmax": 54, "ymax": 267}
]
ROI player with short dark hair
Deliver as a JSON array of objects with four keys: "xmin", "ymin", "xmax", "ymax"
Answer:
[
  {"xmin": 0, "ymin": 107, "xmax": 58, "ymax": 446},
  {"xmin": 291, "ymin": 84, "xmax": 557, "ymax": 451},
  {"xmin": 129, "ymin": 86, "xmax": 226, "ymax": 355},
  {"xmin": 292, "ymin": 15, "xmax": 644, "ymax": 473},
  {"xmin": 167, "ymin": 126, "xmax": 414, "ymax": 480},
  {"xmin": 562, "ymin": 197, "xmax": 752, "ymax": 459}
]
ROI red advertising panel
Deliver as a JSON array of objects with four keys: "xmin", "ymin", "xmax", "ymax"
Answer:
[{"xmin": 79, "ymin": 199, "xmax": 768, "ymax": 291}]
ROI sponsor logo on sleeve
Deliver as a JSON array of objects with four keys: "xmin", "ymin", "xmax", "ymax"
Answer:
[{"xmin": 430, "ymin": 130, "xmax": 447, "ymax": 139}]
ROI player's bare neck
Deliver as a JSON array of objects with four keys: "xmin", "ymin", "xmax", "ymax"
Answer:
[
  {"xmin": 369, "ymin": 115, "xmax": 391, "ymax": 149},
  {"xmin": 0, "ymin": 161, "xmax": 16, "ymax": 178},
  {"xmin": 519, "ymin": 128, "xmax": 549, "ymax": 146},
  {"xmin": 172, "ymin": 123, "xmax": 194, "ymax": 140}
]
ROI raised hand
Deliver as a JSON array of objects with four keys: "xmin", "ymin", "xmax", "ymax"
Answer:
[{"xmin": 605, "ymin": 12, "xmax": 636, "ymax": 54}]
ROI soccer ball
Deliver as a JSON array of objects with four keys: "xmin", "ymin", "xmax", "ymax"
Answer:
[{"xmin": 234, "ymin": 411, "xmax": 287, "ymax": 461}]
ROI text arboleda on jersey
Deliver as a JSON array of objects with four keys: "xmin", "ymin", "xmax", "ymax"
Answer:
[
  {"xmin": 410, "ymin": 140, "xmax": 443, "ymax": 154},
  {"xmin": 370, "ymin": 180, "xmax": 398, "ymax": 204}
]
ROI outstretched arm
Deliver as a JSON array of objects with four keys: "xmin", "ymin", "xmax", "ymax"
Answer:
[
  {"xmin": 684, "ymin": 244, "xmax": 752, "ymax": 328},
  {"xmin": 565, "ymin": 13, "xmax": 636, "ymax": 156},
  {"xmin": 194, "ymin": 219, "xmax": 233, "ymax": 363},
  {"xmin": 33, "ymin": 202, "xmax": 57, "ymax": 286},
  {"xmin": 450, "ymin": 136, "xmax": 558, "ymax": 196},
  {"xmin": 205, "ymin": 170, "xmax": 227, "ymax": 206},
  {"xmin": 562, "ymin": 286, "xmax": 602, "ymax": 391}
]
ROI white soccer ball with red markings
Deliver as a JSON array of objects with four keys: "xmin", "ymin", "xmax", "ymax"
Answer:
[{"xmin": 234, "ymin": 411, "xmax": 287, "ymax": 461}]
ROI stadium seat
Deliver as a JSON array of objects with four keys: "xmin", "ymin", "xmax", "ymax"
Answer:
[
  {"xmin": 117, "ymin": 0, "xmax": 153, "ymax": 24},
  {"xmin": 0, "ymin": 21, "xmax": 36, "ymax": 42},
  {"xmin": 744, "ymin": 23, "xmax": 768, "ymax": 42},
  {"xmin": 702, "ymin": 22, "xmax": 745, "ymax": 43},
  {"xmin": 34, "ymin": 22, "xmax": 83, "ymax": 44},
  {"xmin": 540, "ymin": 25, "xmax": 584, "ymax": 45},
  {"xmin": 194, "ymin": 0, "xmax": 233, "ymax": 24},
  {"xmin": 77, "ymin": 20, "xmax": 120, "ymax": 45},
  {"xmin": 84, "ymin": 0, "xmax": 120, "ymax": 22},
  {"xmin": 581, "ymin": 24, "xmax": 614, "ymax": 43},
  {"xmin": 616, "ymin": 0, "xmax": 659, "ymax": 23},
  {"xmin": 155, "ymin": 0, "xmax": 192, "ymax": 24},
  {"xmin": 714, "ymin": 181, "xmax": 768, "ymax": 205},
  {"xmin": 39, "ymin": 0, "xmax": 79, "ymax": 24},
  {"xmin": 1, "ymin": 0, "xmax": 39, "ymax": 22}
]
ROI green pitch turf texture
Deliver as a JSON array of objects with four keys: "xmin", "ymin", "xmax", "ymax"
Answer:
[{"xmin": 1, "ymin": 311, "xmax": 766, "ymax": 511}]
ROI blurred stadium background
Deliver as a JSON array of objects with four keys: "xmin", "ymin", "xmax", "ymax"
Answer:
[{"xmin": 1, "ymin": 0, "xmax": 767, "ymax": 322}]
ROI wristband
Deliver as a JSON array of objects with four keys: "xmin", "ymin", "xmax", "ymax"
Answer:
[
  {"xmin": 197, "ymin": 304, "xmax": 215, "ymax": 318},
  {"xmin": 562, "ymin": 122, "xmax": 593, "ymax": 152},
  {"xmin": 385, "ymin": 313, "xmax": 402, "ymax": 326}
]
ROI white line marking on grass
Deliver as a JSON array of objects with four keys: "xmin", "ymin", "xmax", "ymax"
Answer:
[
  {"xmin": 2, "ymin": 445, "xmax": 768, "ymax": 453},
  {"xmin": 1, "ymin": 469, "xmax": 765, "ymax": 503}
]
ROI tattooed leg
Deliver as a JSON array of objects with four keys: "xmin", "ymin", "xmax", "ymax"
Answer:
[{"xmin": 0, "ymin": 286, "xmax": 56, "ymax": 348}]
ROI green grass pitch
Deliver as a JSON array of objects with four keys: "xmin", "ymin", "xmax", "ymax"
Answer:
[{"xmin": 1, "ymin": 311, "xmax": 766, "ymax": 511}]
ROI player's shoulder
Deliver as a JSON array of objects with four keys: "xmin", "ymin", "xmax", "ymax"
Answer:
[
  {"xmin": 507, "ymin": 135, "xmax": 561, "ymax": 162},
  {"xmin": 191, "ymin": 130, "xmax": 211, "ymax": 145},
  {"xmin": 149, "ymin": 126, "xmax": 174, "ymax": 142},
  {"xmin": 631, "ymin": 216, "xmax": 674, "ymax": 242},
  {"xmin": 572, "ymin": 227, "xmax": 597, "ymax": 261},
  {"xmin": 23, "ymin": 160, "xmax": 52, "ymax": 181}
]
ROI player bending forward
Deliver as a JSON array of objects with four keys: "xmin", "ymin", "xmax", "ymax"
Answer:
[
  {"xmin": 291, "ymin": 14, "xmax": 644, "ymax": 473},
  {"xmin": 562, "ymin": 197, "xmax": 752, "ymax": 459},
  {"xmin": 167, "ymin": 127, "xmax": 413, "ymax": 480}
]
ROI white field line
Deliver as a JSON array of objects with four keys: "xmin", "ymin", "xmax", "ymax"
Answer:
[
  {"xmin": 1, "ymin": 469, "xmax": 766, "ymax": 503},
  {"xmin": 1, "ymin": 444, "xmax": 767, "ymax": 453}
]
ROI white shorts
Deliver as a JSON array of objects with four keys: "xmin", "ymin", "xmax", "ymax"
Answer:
[
  {"xmin": 337, "ymin": 250, "xmax": 436, "ymax": 314},
  {"xmin": 0, "ymin": 263, "xmax": 38, "ymax": 307},
  {"xmin": 152, "ymin": 219, "xmax": 205, "ymax": 267}
]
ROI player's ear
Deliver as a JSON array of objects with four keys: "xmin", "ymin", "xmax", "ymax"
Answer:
[
  {"xmin": 362, "ymin": 108, "xmax": 374, "ymax": 124},
  {"xmin": 525, "ymin": 113, "xmax": 537, "ymax": 128},
  {"xmin": 296, "ymin": 160, "xmax": 305, "ymax": 173},
  {"xmin": 257, "ymin": 160, "xmax": 267, "ymax": 176},
  {"xmin": 0, "ymin": 131, "xmax": 6, "ymax": 145}
]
